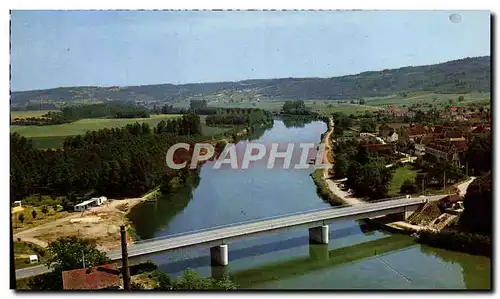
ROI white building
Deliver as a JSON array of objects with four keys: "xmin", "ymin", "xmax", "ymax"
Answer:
[
  {"xmin": 29, "ymin": 255, "xmax": 39, "ymax": 264},
  {"xmin": 386, "ymin": 131, "xmax": 398, "ymax": 143},
  {"xmin": 74, "ymin": 196, "xmax": 108, "ymax": 212}
]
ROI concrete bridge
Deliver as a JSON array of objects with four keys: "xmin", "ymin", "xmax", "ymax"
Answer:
[
  {"xmin": 107, "ymin": 195, "xmax": 443, "ymax": 264},
  {"xmin": 15, "ymin": 195, "xmax": 444, "ymax": 279}
]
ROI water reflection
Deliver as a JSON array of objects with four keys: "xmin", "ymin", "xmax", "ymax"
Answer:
[
  {"xmin": 280, "ymin": 116, "xmax": 318, "ymax": 128},
  {"xmin": 419, "ymin": 245, "xmax": 491, "ymax": 290}
]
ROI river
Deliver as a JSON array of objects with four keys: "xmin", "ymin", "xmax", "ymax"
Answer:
[{"xmin": 128, "ymin": 119, "xmax": 491, "ymax": 290}]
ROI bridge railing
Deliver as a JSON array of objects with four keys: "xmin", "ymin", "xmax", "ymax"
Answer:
[{"xmin": 129, "ymin": 195, "xmax": 425, "ymax": 246}]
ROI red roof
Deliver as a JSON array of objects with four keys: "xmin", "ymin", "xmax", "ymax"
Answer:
[
  {"xmin": 62, "ymin": 264, "xmax": 121, "ymax": 290},
  {"xmin": 407, "ymin": 125, "xmax": 428, "ymax": 136},
  {"xmin": 472, "ymin": 125, "xmax": 490, "ymax": 134}
]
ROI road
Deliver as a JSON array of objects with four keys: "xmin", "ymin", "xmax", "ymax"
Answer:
[{"xmin": 457, "ymin": 176, "xmax": 476, "ymax": 196}]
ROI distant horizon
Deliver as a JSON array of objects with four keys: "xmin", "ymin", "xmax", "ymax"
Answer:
[
  {"xmin": 11, "ymin": 10, "xmax": 490, "ymax": 92},
  {"xmin": 10, "ymin": 54, "xmax": 490, "ymax": 93}
]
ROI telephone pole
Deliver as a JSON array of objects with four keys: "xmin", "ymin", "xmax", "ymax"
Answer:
[
  {"xmin": 443, "ymin": 170, "xmax": 446, "ymax": 191},
  {"xmin": 120, "ymin": 225, "xmax": 131, "ymax": 291}
]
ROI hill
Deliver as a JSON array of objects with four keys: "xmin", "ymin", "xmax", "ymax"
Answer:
[{"xmin": 11, "ymin": 56, "xmax": 490, "ymax": 108}]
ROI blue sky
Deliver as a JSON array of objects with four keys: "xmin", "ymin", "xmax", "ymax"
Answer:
[{"xmin": 11, "ymin": 10, "xmax": 490, "ymax": 91}]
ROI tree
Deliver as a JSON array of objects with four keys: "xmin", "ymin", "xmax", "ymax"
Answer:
[
  {"xmin": 414, "ymin": 110, "xmax": 426, "ymax": 123},
  {"xmin": 466, "ymin": 134, "xmax": 492, "ymax": 175},
  {"xmin": 46, "ymin": 236, "xmax": 110, "ymax": 274},
  {"xmin": 346, "ymin": 158, "xmax": 394, "ymax": 199},
  {"xmin": 41, "ymin": 206, "xmax": 49, "ymax": 215},
  {"xmin": 18, "ymin": 213, "xmax": 25, "ymax": 223},
  {"xmin": 459, "ymin": 174, "xmax": 492, "ymax": 236},
  {"xmin": 154, "ymin": 269, "xmax": 237, "ymax": 290},
  {"xmin": 333, "ymin": 153, "xmax": 350, "ymax": 179},
  {"xmin": 359, "ymin": 119, "xmax": 376, "ymax": 133},
  {"xmin": 359, "ymin": 98, "xmax": 366, "ymax": 105},
  {"xmin": 31, "ymin": 210, "xmax": 37, "ymax": 219},
  {"xmin": 458, "ymin": 95, "xmax": 465, "ymax": 102},
  {"xmin": 400, "ymin": 179, "xmax": 417, "ymax": 194}
]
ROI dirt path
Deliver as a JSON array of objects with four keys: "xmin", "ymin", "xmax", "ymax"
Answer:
[
  {"xmin": 321, "ymin": 118, "xmax": 364, "ymax": 206},
  {"xmin": 13, "ymin": 189, "xmax": 159, "ymax": 251},
  {"xmin": 456, "ymin": 176, "xmax": 476, "ymax": 197}
]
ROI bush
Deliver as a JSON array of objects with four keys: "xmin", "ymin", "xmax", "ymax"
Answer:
[
  {"xmin": 41, "ymin": 206, "xmax": 49, "ymax": 215},
  {"xmin": 400, "ymin": 179, "xmax": 418, "ymax": 194},
  {"xmin": 128, "ymin": 261, "xmax": 158, "ymax": 276}
]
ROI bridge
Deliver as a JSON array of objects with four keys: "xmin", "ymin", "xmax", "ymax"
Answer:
[{"xmin": 15, "ymin": 195, "xmax": 444, "ymax": 279}]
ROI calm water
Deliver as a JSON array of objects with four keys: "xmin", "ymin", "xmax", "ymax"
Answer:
[{"xmin": 128, "ymin": 120, "xmax": 491, "ymax": 290}]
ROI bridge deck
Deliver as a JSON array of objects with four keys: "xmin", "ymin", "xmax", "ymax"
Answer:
[{"xmin": 108, "ymin": 195, "xmax": 443, "ymax": 259}]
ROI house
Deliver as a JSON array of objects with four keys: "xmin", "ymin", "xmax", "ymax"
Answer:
[
  {"xmin": 398, "ymin": 125, "xmax": 429, "ymax": 145},
  {"xmin": 62, "ymin": 264, "xmax": 121, "ymax": 290},
  {"xmin": 74, "ymin": 196, "xmax": 108, "ymax": 212},
  {"xmin": 425, "ymin": 140, "xmax": 468, "ymax": 166},
  {"xmin": 13, "ymin": 200, "xmax": 22, "ymax": 207},
  {"xmin": 378, "ymin": 124, "xmax": 392, "ymax": 139},
  {"xmin": 386, "ymin": 130, "xmax": 398, "ymax": 143}
]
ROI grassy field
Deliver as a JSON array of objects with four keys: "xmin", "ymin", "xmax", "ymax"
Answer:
[
  {"xmin": 13, "ymin": 242, "xmax": 49, "ymax": 269},
  {"xmin": 364, "ymin": 92, "xmax": 491, "ymax": 108},
  {"xmin": 13, "ymin": 114, "xmax": 231, "ymax": 149},
  {"xmin": 208, "ymin": 99, "xmax": 379, "ymax": 116},
  {"xmin": 12, "ymin": 205, "xmax": 71, "ymax": 233},
  {"xmin": 10, "ymin": 110, "xmax": 58, "ymax": 119},
  {"xmin": 11, "ymin": 114, "xmax": 183, "ymax": 138},
  {"xmin": 387, "ymin": 165, "xmax": 419, "ymax": 197}
]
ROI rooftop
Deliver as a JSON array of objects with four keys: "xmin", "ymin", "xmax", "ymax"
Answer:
[{"xmin": 62, "ymin": 264, "xmax": 121, "ymax": 290}]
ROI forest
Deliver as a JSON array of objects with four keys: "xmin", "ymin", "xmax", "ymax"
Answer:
[
  {"xmin": 10, "ymin": 114, "xmax": 203, "ymax": 208},
  {"xmin": 10, "ymin": 109, "xmax": 273, "ymax": 208}
]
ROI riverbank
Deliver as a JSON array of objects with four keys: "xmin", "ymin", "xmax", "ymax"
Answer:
[{"xmin": 311, "ymin": 117, "xmax": 363, "ymax": 206}]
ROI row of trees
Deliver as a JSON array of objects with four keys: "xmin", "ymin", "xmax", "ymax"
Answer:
[
  {"xmin": 205, "ymin": 109, "xmax": 273, "ymax": 128},
  {"xmin": 42, "ymin": 103, "xmax": 150, "ymax": 125},
  {"xmin": 282, "ymin": 100, "xmax": 316, "ymax": 115},
  {"xmin": 10, "ymin": 114, "xmax": 204, "ymax": 207},
  {"xmin": 205, "ymin": 115, "xmax": 247, "ymax": 126}
]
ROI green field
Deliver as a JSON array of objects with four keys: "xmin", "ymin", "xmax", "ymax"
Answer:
[
  {"xmin": 363, "ymin": 92, "xmax": 491, "ymax": 108},
  {"xmin": 12, "ymin": 114, "xmax": 232, "ymax": 149},
  {"xmin": 207, "ymin": 99, "xmax": 379, "ymax": 116},
  {"xmin": 11, "ymin": 114, "xmax": 183, "ymax": 138},
  {"xmin": 388, "ymin": 165, "xmax": 419, "ymax": 196}
]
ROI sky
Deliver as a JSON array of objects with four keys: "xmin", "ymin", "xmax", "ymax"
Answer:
[{"xmin": 10, "ymin": 10, "xmax": 490, "ymax": 91}]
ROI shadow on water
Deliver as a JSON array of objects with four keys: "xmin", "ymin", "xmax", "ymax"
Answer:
[
  {"xmin": 152, "ymin": 224, "xmax": 395, "ymax": 278},
  {"xmin": 128, "ymin": 171, "xmax": 201, "ymax": 240},
  {"xmin": 279, "ymin": 116, "xmax": 317, "ymax": 129},
  {"xmin": 419, "ymin": 244, "xmax": 491, "ymax": 290}
]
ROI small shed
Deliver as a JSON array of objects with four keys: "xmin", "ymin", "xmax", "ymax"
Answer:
[
  {"xmin": 13, "ymin": 201, "xmax": 22, "ymax": 207},
  {"xmin": 29, "ymin": 255, "xmax": 39, "ymax": 264}
]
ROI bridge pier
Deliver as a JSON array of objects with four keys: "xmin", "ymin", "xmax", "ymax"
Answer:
[
  {"xmin": 210, "ymin": 245, "xmax": 228, "ymax": 266},
  {"xmin": 309, "ymin": 225, "xmax": 329, "ymax": 244}
]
